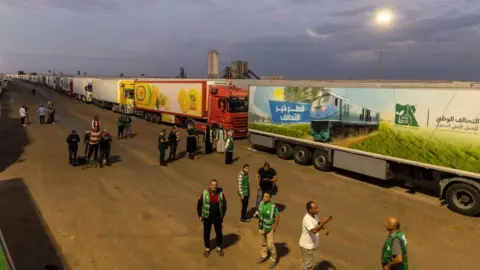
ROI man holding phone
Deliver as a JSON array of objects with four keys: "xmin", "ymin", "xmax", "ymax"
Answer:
[{"xmin": 299, "ymin": 201, "xmax": 332, "ymax": 270}]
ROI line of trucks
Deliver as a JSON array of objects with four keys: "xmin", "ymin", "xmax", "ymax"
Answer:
[{"xmin": 7, "ymin": 74, "xmax": 480, "ymax": 217}]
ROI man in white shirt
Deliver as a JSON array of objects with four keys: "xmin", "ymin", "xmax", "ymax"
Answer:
[
  {"xmin": 19, "ymin": 106, "xmax": 26, "ymax": 126},
  {"xmin": 299, "ymin": 201, "xmax": 332, "ymax": 270}
]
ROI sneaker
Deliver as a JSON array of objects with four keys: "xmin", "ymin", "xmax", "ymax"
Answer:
[
  {"xmin": 239, "ymin": 219, "xmax": 248, "ymax": 224},
  {"xmin": 269, "ymin": 261, "xmax": 277, "ymax": 269},
  {"xmin": 257, "ymin": 257, "xmax": 267, "ymax": 264},
  {"xmin": 203, "ymin": 249, "xmax": 210, "ymax": 257},
  {"xmin": 216, "ymin": 248, "xmax": 224, "ymax": 256}
]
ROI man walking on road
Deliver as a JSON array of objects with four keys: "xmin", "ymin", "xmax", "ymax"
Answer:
[
  {"xmin": 257, "ymin": 192, "xmax": 280, "ymax": 269},
  {"xmin": 254, "ymin": 162, "xmax": 277, "ymax": 218},
  {"xmin": 168, "ymin": 126, "xmax": 180, "ymax": 161},
  {"xmin": 66, "ymin": 130, "xmax": 80, "ymax": 166},
  {"xmin": 197, "ymin": 179, "xmax": 227, "ymax": 257},
  {"xmin": 299, "ymin": 201, "xmax": 332, "ymax": 270},
  {"xmin": 382, "ymin": 217, "xmax": 408, "ymax": 270},
  {"xmin": 224, "ymin": 130, "xmax": 234, "ymax": 164},
  {"xmin": 37, "ymin": 105, "xmax": 47, "ymax": 124},
  {"xmin": 99, "ymin": 130, "xmax": 112, "ymax": 168},
  {"xmin": 238, "ymin": 164, "xmax": 250, "ymax": 223},
  {"xmin": 123, "ymin": 115, "xmax": 132, "ymax": 138},
  {"xmin": 117, "ymin": 115, "xmax": 125, "ymax": 139},
  {"xmin": 158, "ymin": 129, "xmax": 168, "ymax": 166},
  {"xmin": 19, "ymin": 106, "xmax": 26, "ymax": 126}
]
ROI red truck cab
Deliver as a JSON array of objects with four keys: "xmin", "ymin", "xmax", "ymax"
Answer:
[{"xmin": 195, "ymin": 83, "xmax": 249, "ymax": 138}]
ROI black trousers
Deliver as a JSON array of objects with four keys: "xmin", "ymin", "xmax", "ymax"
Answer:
[
  {"xmin": 117, "ymin": 126, "xmax": 124, "ymax": 138},
  {"xmin": 205, "ymin": 141, "xmax": 213, "ymax": 154},
  {"xmin": 159, "ymin": 146, "xmax": 166, "ymax": 165},
  {"xmin": 169, "ymin": 144, "xmax": 177, "ymax": 161},
  {"xmin": 84, "ymin": 143, "xmax": 90, "ymax": 156},
  {"xmin": 50, "ymin": 113, "xmax": 55, "ymax": 123},
  {"xmin": 241, "ymin": 195, "xmax": 249, "ymax": 220},
  {"xmin": 225, "ymin": 151, "xmax": 233, "ymax": 164},
  {"xmin": 68, "ymin": 148, "xmax": 78, "ymax": 165},
  {"xmin": 100, "ymin": 149, "xmax": 110, "ymax": 166},
  {"xmin": 20, "ymin": 116, "xmax": 25, "ymax": 125},
  {"xmin": 203, "ymin": 217, "xmax": 223, "ymax": 249},
  {"xmin": 88, "ymin": 144, "xmax": 99, "ymax": 161},
  {"xmin": 39, "ymin": 115, "xmax": 45, "ymax": 124}
]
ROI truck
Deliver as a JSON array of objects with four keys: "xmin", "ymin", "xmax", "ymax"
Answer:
[
  {"xmin": 72, "ymin": 77, "xmax": 95, "ymax": 102},
  {"xmin": 92, "ymin": 78, "xmax": 136, "ymax": 115},
  {"xmin": 59, "ymin": 77, "xmax": 73, "ymax": 96},
  {"xmin": 247, "ymin": 80, "xmax": 480, "ymax": 216},
  {"xmin": 133, "ymin": 79, "xmax": 249, "ymax": 137}
]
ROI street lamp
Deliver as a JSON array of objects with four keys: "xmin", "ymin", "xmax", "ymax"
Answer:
[{"xmin": 374, "ymin": 9, "xmax": 393, "ymax": 80}]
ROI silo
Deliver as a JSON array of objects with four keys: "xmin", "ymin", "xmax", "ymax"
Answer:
[
  {"xmin": 242, "ymin": 61, "xmax": 249, "ymax": 78},
  {"xmin": 207, "ymin": 50, "xmax": 219, "ymax": 78}
]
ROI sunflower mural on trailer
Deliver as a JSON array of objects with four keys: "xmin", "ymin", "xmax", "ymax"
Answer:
[{"xmin": 135, "ymin": 83, "xmax": 170, "ymax": 110}]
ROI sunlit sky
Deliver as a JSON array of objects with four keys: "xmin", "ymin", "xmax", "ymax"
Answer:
[{"xmin": 1, "ymin": 0, "xmax": 480, "ymax": 80}]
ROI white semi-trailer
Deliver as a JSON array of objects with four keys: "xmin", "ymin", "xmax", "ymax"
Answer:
[
  {"xmin": 72, "ymin": 77, "xmax": 95, "ymax": 102},
  {"xmin": 92, "ymin": 78, "xmax": 135, "ymax": 115},
  {"xmin": 248, "ymin": 80, "xmax": 480, "ymax": 216}
]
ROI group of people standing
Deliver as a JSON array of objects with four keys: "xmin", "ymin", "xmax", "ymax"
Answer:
[
  {"xmin": 66, "ymin": 116, "xmax": 113, "ymax": 167},
  {"xmin": 197, "ymin": 162, "xmax": 408, "ymax": 270},
  {"xmin": 19, "ymin": 100, "xmax": 56, "ymax": 126},
  {"xmin": 185, "ymin": 123, "xmax": 235, "ymax": 164}
]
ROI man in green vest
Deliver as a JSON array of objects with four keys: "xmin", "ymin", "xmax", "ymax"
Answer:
[
  {"xmin": 224, "ymin": 130, "xmax": 234, "ymax": 164},
  {"xmin": 238, "ymin": 164, "xmax": 250, "ymax": 223},
  {"xmin": 257, "ymin": 192, "xmax": 280, "ymax": 269},
  {"xmin": 382, "ymin": 217, "xmax": 408, "ymax": 270},
  {"xmin": 197, "ymin": 179, "xmax": 227, "ymax": 257},
  {"xmin": 117, "ymin": 115, "xmax": 125, "ymax": 140}
]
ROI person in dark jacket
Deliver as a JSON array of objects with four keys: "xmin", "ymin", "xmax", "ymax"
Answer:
[
  {"xmin": 66, "ymin": 130, "xmax": 80, "ymax": 165},
  {"xmin": 99, "ymin": 130, "xmax": 112, "ymax": 167},
  {"xmin": 204, "ymin": 124, "xmax": 213, "ymax": 154},
  {"xmin": 83, "ymin": 131, "xmax": 91, "ymax": 156},
  {"xmin": 197, "ymin": 179, "xmax": 227, "ymax": 257},
  {"xmin": 168, "ymin": 126, "xmax": 180, "ymax": 161},
  {"xmin": 117, "ymin": 115, "xmax": 125, "ymax": 139},
  {"xmin": 186, "ymin": 123, "xmax": 197, "ymax": 159},
  {"xmin": 158, "ymin": 129, "xmax": 168, "ymax": 166}
]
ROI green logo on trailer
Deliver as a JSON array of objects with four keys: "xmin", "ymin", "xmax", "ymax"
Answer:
[{"xmin": 395, "ymin": 103, "xmax": 419, "ymax": 127}]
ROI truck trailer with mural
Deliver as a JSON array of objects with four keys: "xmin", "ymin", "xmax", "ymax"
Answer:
[
  {"xmin": 92, "ymin": 78, "xmax": 136, "ymax": 115},
  {"xmin": 248, "ymin": 80, "xmax": 480, "ymax": 216},
  {"xmin": 133, "ymin": 79, "xmax": 249, "ymax": 137}
]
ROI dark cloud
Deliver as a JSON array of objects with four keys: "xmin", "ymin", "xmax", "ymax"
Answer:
[
  {"xmin": 226, "ymin": 9, "xmax": 480, "ymax": 80},
  {"xmin": 330, "ymin": 6, "xmax": 375, "ymax": 16}
]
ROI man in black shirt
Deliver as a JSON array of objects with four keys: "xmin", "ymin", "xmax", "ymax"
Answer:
[
  {"xmin": 99, "ymin": 131, "xmax": 112, "ymax": 167},
  {"xmin": 158, "ymin": 130, "xmax": 168, "ymax": 166},
  {"xmin": 254, "ymin": 162, "xmax": 277, "ymax": 218},
  {"xmin": 168, "ymin": 126, "xmax": 180, "ymax": 161},
  {"xmin": 66, "ymin": 130, "xmax": 80, "ymax": 166}
]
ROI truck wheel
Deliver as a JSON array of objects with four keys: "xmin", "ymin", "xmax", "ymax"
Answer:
[
  {"xmin": 276, "ymin": 142, "xmax": 293, "ymax": 160},
  {"xmin": 445, "ymin": 183, "xmax": 480, "ymax": 216},
  {"xmin": 293, "ymin": 145, "xmax": 312, "ymax": 165},
  {"xmin": 144, "ymin": 112, "xmax": 151, "ymax": 121},
  {"xmin": 313, "ymin": 150, "xmax": 331, "ymax": 172}
]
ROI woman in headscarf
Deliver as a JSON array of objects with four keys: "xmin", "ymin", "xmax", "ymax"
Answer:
[
  {"xmin": 215, "ymin": 124, "xmax": 226, "ymax": 153},
  {"xmin": 186, "ymin": 123, "xmax": 197, "ymax": 159},
  {"xmin": 204, "ymin": 124, "xmax": 214, "ymax": 154},
  {"xmin": 224, "ymin": 130, "xmax": 234, "ymax": 165}
]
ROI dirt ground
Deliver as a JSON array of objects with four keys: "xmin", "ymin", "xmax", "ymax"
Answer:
[{"xmin": 0, "ymin": 80, "xmax": 479, "ymax": 270}]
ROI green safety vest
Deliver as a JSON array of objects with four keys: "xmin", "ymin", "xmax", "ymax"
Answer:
[
  {"xmin": 258, "ymin": 201, "xmax": 276, "ymax": 233},
  {"xmin": 382, "ymin": 231, "xmax": 408, "ymax": 270},
  {"xmin": 175, "ymin": 131, "xmax": 180, "ymax": 142},
  {"xmin": 202, "ymin": 190, "xmax": 224, "ymax": 218},
  {"xmin": 118, "ymin": 117, "xmax": 125, "ymax": 127},
  {"xmin": 226, "ymin": 137, "xmax": 234, "ymax": 151},
  {"xmin": 206, "ymin": 129, "xmax": 213, "ymax": 143},
  {"xmin": 237, "ymin": 171, "xmax": 249, "ymax": 196}
]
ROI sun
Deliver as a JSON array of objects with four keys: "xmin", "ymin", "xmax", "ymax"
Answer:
[{"xmin": 273, "ymin": 88, "xmax": 284, "ymax": 101}]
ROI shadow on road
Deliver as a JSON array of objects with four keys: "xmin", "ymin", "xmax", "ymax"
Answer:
[
  {"xmin": 313, "ymin": 260, "xmax": 337, "ymax": 270},
  {"xmin": 275, "ymin": 242, "xmax": 290, "ymax": 261},
  {"xmin": 0, "ymin": 86, "xmax": 30, "ymax": 173},
  {"xmin": 276, "ymin": 203, "xmax": 286, "ymax": 213},
  {"xmin": 210, "ymin": 233, "xmax": 240, "ymax": 250},
  {"xmin": 0, "ymin": 178, "xmax": 69, "ymax": 269}
]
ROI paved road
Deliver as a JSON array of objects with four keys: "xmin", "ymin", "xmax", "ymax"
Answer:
[{"xmin": 0, "ymin": 80, "xmax": 479, "ymax": 270}]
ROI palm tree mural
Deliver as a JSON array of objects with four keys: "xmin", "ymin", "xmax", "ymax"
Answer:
[{"xmin": 284, "ymin": 86, "xmax": 324, "ymax": 103}]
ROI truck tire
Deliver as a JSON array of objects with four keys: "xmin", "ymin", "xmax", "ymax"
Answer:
[
  {"xmin": 313, "ymin": 150, "xmax": 331, "ymax": 172},
  {"xmin": 445, "ymin": 183, "xmax": 480, "ymax": 216},
  {"xmin": 293, "ymin": 145, "xmax": 312, "ymax": 165},
  {"xmin": 276, "ymin": 142, "xmax": 293, "ymax": 160}
]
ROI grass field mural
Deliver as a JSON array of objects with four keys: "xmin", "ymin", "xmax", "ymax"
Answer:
[{"xmin": 248, "ymin": 85, "xmax": 480, "ymax": 174}]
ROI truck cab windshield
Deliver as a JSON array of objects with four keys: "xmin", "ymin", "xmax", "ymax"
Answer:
[
  {"xmin": 227, "ymin": 97, "xmax": 248, "ymax": 113},
  {"xmin": 86, "ymin": 84, "xmax": 93, "ymax": 92}
]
